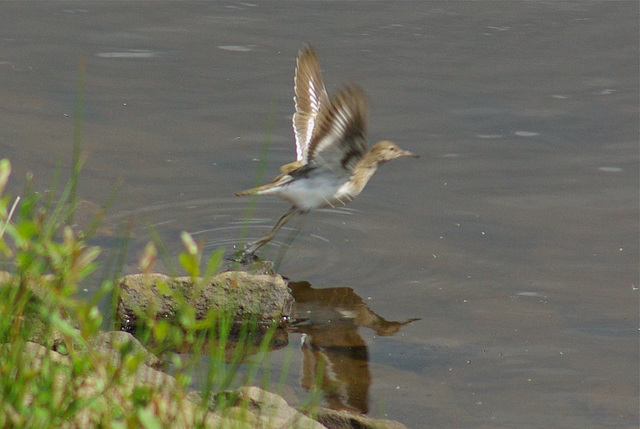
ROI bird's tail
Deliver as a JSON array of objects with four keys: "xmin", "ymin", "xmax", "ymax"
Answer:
[
  {"xmin": 234, "ymin": 185, "xmax": 264, "ymax": 196},
  {"xmin": 234, "ymin": 173, "xmax": 291, "ymax": 197}
]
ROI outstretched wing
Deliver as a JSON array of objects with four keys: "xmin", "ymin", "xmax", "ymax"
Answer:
[
  {"xmin": 305, "ymin": 85, "xmax": 369, "ymax": 174},
  {"xmin": 293, "ymin": 45, "xmax": 329, "ymax": 163}
]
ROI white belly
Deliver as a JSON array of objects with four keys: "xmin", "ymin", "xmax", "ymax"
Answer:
[{"xmin": 274, "ymin": 175, "xmax": 352, "ymax": 211}]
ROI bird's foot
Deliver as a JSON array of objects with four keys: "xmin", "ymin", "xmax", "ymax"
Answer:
[{"xmin": 231, "ymin": 243, "xmax": 260, "ymax": 264}]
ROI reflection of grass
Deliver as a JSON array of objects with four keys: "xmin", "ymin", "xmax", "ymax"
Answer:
[{"xmin": 0, "ymin": 77, "xmax": 321, "ymax": 426}]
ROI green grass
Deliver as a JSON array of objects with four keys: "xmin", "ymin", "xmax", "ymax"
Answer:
[
  {"xmin": 0, "ymin": 150, "xmax": 325, "ymax": 427},
  {"xmin": 0, "ymin": 60, "xmax": 328, "ymax": 427},
  {"xmin": 0, "ymin": 148, "xmax": 324, "ymax": 427}
]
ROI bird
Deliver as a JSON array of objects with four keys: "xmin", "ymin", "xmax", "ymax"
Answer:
[{"xmin": 235, "ymin": 44, "xmax": 418, "ymax": 261}]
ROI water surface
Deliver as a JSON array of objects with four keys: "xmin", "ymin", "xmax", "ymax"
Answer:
[{"xmin": 1, "ymin": 2, "xmax": 637, "ymax": 428}]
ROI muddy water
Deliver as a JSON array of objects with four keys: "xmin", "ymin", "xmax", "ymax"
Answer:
[{"xmin": 1, "ymin": 2, "xmax": 638, "ymax": 428}]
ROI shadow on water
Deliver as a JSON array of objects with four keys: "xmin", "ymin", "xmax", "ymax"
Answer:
[
  {"xmin": 86, "ymin": 184, "xmax": 421, "ymax": 413},
  {"xmin": 118, "ymin": 267, "xmax": 419, "ymax": 414},
  {"xmin": 287, "ymin": 280, "xmax": 419, "ymax": 413}
]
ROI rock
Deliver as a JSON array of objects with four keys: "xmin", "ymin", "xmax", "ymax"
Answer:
[
  {"xmin": 91, "ymin": 331, "xmax": 160, "ymax": 367},
  {"xmin": 239, "ymin": 386, "xmax": 328, "ymax": 428},
  {"xmin": 1, "ymin": 341, "xmax": 223, "ymax": 428},
  {"xmin": 2, "ymin": 341, "xmax": 407, "ymax": 429},
  {"xmin": 193, "ymin": 386, "xmax": 327, "ymax": 429},
  {"xmin": 116, "ymin": 271, "xmax": 293, "ymax": 331},
  {"xmin": 3, "ymin": 342, "xmax": 324, "ymax": 428},
  {"xmin": 0, "ymin": 271, "xmax": 73, "ymax": 349},
  {"xmin": 316, "ymin": 408, "xmax": 409, "ymax": 429}
]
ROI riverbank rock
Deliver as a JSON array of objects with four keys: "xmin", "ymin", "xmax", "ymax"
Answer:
[
  {"xmin": 316, "ymin": 407, "xmax": 409, "ymax": 429},
  {"xmin": 189, "ymin": 386, "xmax": 326, "ymax": 429},
  {"xmin": 3, "ymin": 336, "xmax": 409, "ymax": 429},
  {"xmin": 6, "ymin": 338, "xmax": 311, "ymax": 428},
  {"xmin": 116, "ymin": 271, "xmax": 293, "ymax": 331},
  {"xmin": 1, "ymin": 340, "xmax": 222, "ymax": 427}
]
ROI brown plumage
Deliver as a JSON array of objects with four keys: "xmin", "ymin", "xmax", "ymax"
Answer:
[{"xmin": 235, "ymin": 44, "xmax": 418, "ymax": 261}]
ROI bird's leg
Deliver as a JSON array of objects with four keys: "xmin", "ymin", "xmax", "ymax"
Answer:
[
  {"xmin": 241, "ymin": 206, "xmax": 300, "ymax": 261},
  {"xmin": 273, "ymin": 212, "xmax": 307, "ymax": 271}
]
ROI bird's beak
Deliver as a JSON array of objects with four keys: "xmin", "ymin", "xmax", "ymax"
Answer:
[{"xmin": 401, "ymin": 150, "xmax": 419, "ymax": 158}]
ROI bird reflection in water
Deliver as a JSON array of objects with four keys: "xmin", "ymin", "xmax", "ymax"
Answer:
[{"xmin": 288, "ymin": 281, "xmax": 419, "ymax": 413}]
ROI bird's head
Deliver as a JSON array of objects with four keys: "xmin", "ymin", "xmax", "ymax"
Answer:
[{"xmin": 370, "ymin": 140, "xmax": 419, "ymax": 163}]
